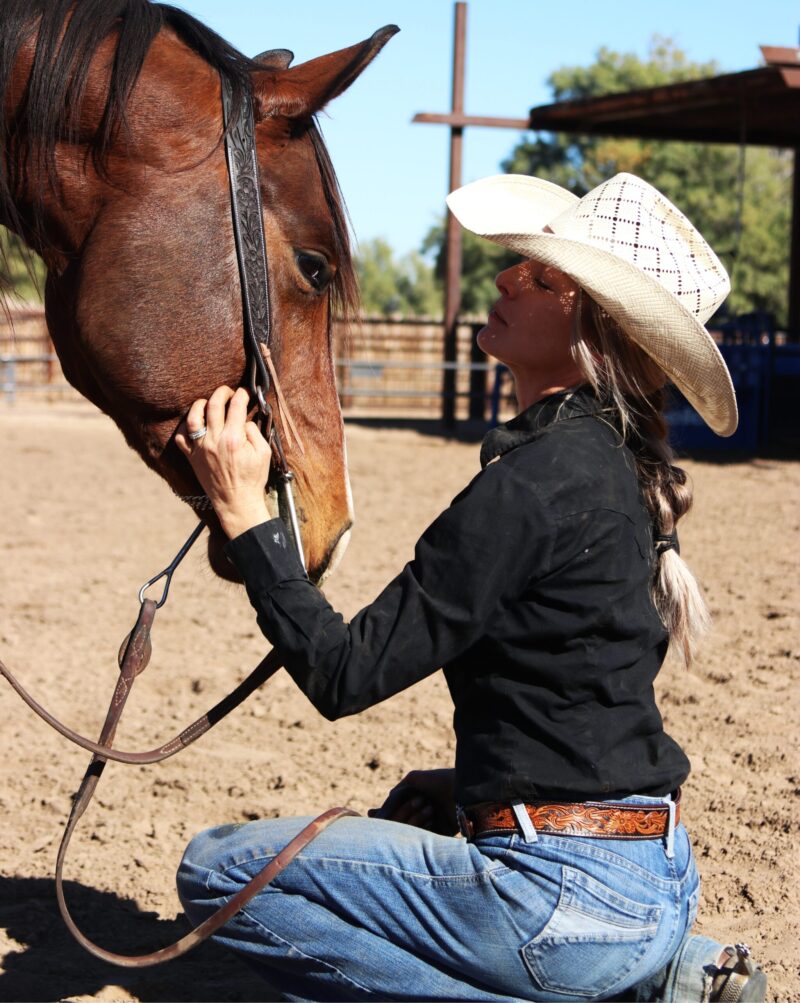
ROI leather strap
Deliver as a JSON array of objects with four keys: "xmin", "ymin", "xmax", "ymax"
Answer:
[
  {"xmin": 221, "ymin": 75, "xmax": 300, "ymax": 481},
  {"xmin": 0, "ymin": 72, "xmax": 350, "ymax": 968},
  {"xmin": 460, "ymin": 792, "xmax": 681, "ymax": 841},
  {"xmin": 50, "ymin": 598, "xmax": 358, "ymax": 966},
  {"xmin": 0, "ymin": 75, "xmax": 290, "ymax": 765},
  {"xmin": 0, "ymin": 647, "xmax": 282, "ymax": 763}
]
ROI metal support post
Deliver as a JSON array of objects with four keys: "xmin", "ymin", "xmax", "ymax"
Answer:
[{"xmin": 442, "ymin": 2, "xmax": 466, "ymax": 426}]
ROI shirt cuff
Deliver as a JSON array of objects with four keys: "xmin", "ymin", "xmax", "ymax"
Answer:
[{"xmin": 224, "ymin": 519, "xmax": 307, "ymax": 593}]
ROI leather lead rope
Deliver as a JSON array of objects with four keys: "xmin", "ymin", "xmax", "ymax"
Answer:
[
  {"xmin": 0, "ymin": 637, "xmax": 282, "ymax": 764},
  {"xmin": 58, "ymin": 803, "xmax": 357, "ymax": 967},
  {"xmin": 0, "ymin": 72, "xmax": 352, "ymax": 966},
  {"xmin": 0, "ymin": 524, "xmax": 282, "ymax": 764},
  {"xmin": 48, "ymin": 531, "xmax": 356, "ymax": 966},
  {"xmin": 2, "ymin": 609, "xmax": 356, "ymax": 967}
]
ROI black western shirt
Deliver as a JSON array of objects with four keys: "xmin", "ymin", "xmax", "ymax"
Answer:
[{"xmin": 226, "ymin": 388, "xmax": 690, "ymax": 806}]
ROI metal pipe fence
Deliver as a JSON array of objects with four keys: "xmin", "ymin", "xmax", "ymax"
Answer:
[
  {"xmin": 1, "ymin": 353, "xmax": 77, "ymax": 404},
  {"xmin": 0, "ymin": 350, "xmax": 513, "ymax": 414},
  {"xmin": 332, "ymin": 317, "xmax": 511, "ymax": 420},
  {"xmin": 0, "ymin": 312, "xmax": 516, "ymax": 419},
  {"xmin": 335, "ymin": 357, "xmax": 512, "ymax": 420},
  {"xmin": 2, "ymin": 310, "xmax": 797, "ymax": 444}
]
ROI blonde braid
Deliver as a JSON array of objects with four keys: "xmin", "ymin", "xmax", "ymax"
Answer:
[
  {"xmin": 629, "ymin": 393, "xmax": 711, "ymax": 666},
  {"xmin": 572, "ymin": 294, "xmax": 711, "ymax": 667}
]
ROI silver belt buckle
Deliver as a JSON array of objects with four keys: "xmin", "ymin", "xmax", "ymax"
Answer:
[{"xmin": 456, "ymin": 805, "xmax": 474, "ymax": 840}]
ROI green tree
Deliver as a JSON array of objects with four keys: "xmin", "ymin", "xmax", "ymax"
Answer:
[
  {"xmin": 421, "ymin": 225, "xmax": 517, "ymax": 316},
  {"xmin": 355, "ymin": 237, "xmax": 442, "ymax": 317},
  {"xmin": 430, "ymin": 37, "xmax": 791, "ymax": 324},
  {"xmin": 0, "ymin": 227, "xmax": 45, "ymax": 303}
]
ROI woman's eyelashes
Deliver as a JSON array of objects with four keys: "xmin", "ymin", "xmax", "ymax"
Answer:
[
  {"xmin": 534, "ymin": 276, "xmax": 552, "ymax": 292},
  {"xmin": 296, "ymin": 250, "xmax": 332, "ymax": 291}
]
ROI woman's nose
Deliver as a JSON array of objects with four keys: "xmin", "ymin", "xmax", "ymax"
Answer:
[{"xmin": 495, "ymin": 264, "xmax": 521, "ymax": 297}]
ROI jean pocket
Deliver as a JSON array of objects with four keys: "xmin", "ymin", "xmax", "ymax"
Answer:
[{"xmin": 521, "ymin": 865, "xmax": 662, "ymax": 998}]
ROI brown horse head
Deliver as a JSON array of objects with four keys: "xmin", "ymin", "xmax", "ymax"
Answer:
[{"xmin": 0, "ymin": 1, "xmax": 398, "ymax": 582}]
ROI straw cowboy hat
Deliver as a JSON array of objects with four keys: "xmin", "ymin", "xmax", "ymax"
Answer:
[{"xmin": 446, "ymin": 173, "xmax": 737, "ymax": 436}]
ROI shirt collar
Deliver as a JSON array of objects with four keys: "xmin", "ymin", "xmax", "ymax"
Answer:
[{"xmin": 480, "ymin": 386, "xmax": 603, "ymax": 468}]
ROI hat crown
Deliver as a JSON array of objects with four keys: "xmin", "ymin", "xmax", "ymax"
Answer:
[{"xmin": 548, "ymin": 173, "xmax": 730, "ymax": 324}]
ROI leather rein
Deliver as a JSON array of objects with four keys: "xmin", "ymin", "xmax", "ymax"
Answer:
[{"xmin": 0, "ymin": 74, "xmax": 356, "ymax": 967}]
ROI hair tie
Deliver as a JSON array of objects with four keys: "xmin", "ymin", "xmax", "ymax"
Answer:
[{"xmin": 655, "ymin": 532, "xmax": 680, "ymax": 557}]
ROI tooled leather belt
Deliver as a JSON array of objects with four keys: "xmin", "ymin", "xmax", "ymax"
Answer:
[{"xmin": 458, "ymin": 790, "xmax": 681, "ymax": 841}]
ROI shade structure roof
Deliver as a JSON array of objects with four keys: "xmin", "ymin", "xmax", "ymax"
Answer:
[
  {"xmin": 527, "ymin": 47, "xmax": 800, "ymax": 148},
  {"xmin": 525, "ymin": 45, "xmax": 800, "ymax": 335}
]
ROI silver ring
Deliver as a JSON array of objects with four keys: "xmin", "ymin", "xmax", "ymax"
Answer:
[{"xmin": 188, "ymin": 426, "xmax": 208, "ymax": 442}]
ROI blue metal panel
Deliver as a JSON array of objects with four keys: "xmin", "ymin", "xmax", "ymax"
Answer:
[
  {"xmin": 490, "ymin": 332, "xmax": 798, "ymax": 450},
  {"xmin": 667, "ymin": 343, "xmax": 767, "ymax": 451}
]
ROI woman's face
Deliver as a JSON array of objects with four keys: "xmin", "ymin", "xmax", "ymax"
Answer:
[{"xmin": 478, "ymin": 259, "xmax": 583, "ymax": 387}]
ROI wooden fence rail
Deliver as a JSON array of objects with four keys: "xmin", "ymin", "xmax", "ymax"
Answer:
[
  {"xmin": 0, "ymin": 307, "xmax": 513, "ymax": 420},
  {"xmin": 4, "ymin": 306, "xmax": 798, "ymax": 448}
]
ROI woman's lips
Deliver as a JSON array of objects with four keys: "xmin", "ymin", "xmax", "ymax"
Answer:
[{"xmin": 489, "ymin": 306, "xmax": 507, "ymax": 325}]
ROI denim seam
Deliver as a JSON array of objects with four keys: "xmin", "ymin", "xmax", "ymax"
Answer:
[
  {"xmin": 220, "ymin": 854, "xmax": 513, "ymax": 886},
  {"xmin": 195, "ymin": 862, "xmax": 214, "ymax": 893},
  {"xmin": 236, "ymin": 901, "xmax": 522, "ymax": 1002},
  {"xmin": 176, "ymin": 862, "xmax": 383, "ymax": 995},
  {"xmin": 511, "ymin": 834, "xmax": 681, "ymax": 892},
  {"xmin": 656, "ymin": 863, "xmax": 685, "ymax": 975},
  {"xmin": 236, "ymin": 903, "xmax": 382, "ymax": 999},
  {"xmin": 614, "ymin": 867, "xmax": 689, "ymax": 996}
]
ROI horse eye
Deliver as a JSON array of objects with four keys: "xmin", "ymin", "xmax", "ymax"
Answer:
[{"xmin": 296, "ymin": 251, "xmax": 330, "ymax": 291}]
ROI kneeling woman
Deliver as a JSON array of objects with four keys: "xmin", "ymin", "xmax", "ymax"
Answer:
[{"xmin": 175, "ymin": 173, "xmax": 765, "ymax": 1002}]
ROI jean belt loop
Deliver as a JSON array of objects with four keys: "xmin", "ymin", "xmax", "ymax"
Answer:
[
  {"xmin": 662, "ymin": 795, "xmax": 676, "ymax": 858},
  {"xmin": 511, "ymin": 800, "xmax": 538, "ymax": 843}
]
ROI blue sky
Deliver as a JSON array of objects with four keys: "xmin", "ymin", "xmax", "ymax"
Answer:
[{"xmin": 179, "ymin": 1, "xmax": 797, "ymax": 257}]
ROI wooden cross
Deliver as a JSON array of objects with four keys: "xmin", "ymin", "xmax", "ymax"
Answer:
[{"xmin": 413, "ymin": 2, "xmax": 529, "ymax": 424}]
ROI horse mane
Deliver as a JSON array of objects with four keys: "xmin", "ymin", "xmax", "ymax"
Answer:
[{"xmin": 0, "ymin": 0, "xmax": 358, "ymax": 319}]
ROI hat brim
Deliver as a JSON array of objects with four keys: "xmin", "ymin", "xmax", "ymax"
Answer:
[
  {"xmin": 447, "ymin": 176, "xmax": 737, "ymax": 437},
  {"xmin": 446, "ymin": 174, "xmax": 580, "ymax": 233}
]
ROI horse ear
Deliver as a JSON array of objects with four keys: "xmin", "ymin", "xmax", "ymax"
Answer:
[
  {"xmin": 252, "ymin": 25, "xmax": 399, "ymax": 120},
  {"xmin": 254, "ymin": 49, "xmax": 294, "ymax": 70}
]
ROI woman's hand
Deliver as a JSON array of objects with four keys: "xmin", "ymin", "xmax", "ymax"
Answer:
[
  {"xmin": 175, "ymin": 386, "xmax": 272, "ymax": 540},
  {"xmin": 368, "ymin": 769, "xmax": 458, "ymax": 836}
]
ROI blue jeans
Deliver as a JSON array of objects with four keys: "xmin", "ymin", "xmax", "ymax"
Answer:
[{"xmin": 177, "ymin": 796, "xmax": 717, "ymax": 1002}]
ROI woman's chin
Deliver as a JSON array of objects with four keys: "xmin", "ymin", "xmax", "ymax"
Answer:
[
  {"xmin": 477, "ymin": 323, "xmax": 510, "ymax": 362},
  {"xmin": 476, "ymin": 324, "xmax": 491, "ymax": 354}
]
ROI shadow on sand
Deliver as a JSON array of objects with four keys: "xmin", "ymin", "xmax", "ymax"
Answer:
[{"xmin": 0, "ymin": 875, "xmax": 270, "ymax": 1002}]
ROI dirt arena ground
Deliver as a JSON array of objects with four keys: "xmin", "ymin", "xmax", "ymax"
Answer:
[{"xmin": 0, "ymin": 402, "xmax": 797, "ymax": 1003}]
